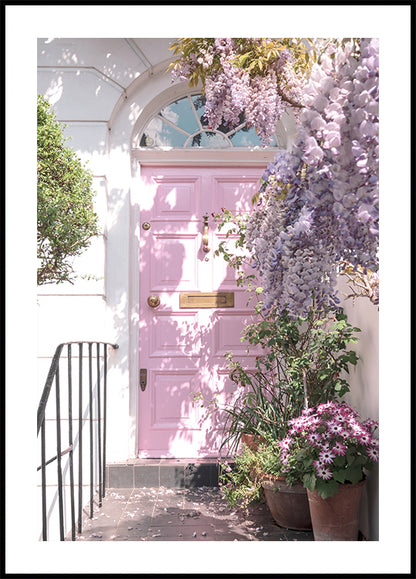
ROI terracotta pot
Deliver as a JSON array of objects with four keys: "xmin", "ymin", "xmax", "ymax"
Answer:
[
  {"xmin": 307, "ymin": 478, "xmax": 366, "ymax": 541},
  {"xmin": 240, "ymin": 433, "xmax": 266, "ymax": 451},
  {"xmin": 262, "ymin": 478, "xmax": 312, "ymax": 531}
]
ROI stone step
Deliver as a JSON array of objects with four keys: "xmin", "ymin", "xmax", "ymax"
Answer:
[{"xmin": 105, "ymin": 459, "xmax": 220, "ymax": 489}]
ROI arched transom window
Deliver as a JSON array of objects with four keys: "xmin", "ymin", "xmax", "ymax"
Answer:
[{"xmin": 139, "ymin": 94, "xmax": 282, "ymax": 149}]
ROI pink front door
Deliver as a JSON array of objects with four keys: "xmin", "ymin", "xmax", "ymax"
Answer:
[{"xmin": 138, "ymin": 166, "xmax": 262, "ymax": 458}]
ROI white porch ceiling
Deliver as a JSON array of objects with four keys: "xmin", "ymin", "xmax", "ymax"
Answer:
[{"xmin": 38, "ymin": 37, "xmax": 178, "ymax": 89}]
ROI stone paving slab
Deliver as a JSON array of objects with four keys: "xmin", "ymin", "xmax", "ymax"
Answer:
[{"xmin": 75, "ymin": 487, "xmax": 314, "ymax": 542}]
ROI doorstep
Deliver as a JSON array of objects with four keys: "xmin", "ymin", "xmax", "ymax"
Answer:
[{"xmin": 106, "ymin": 459, "xmax": 220, "ymax": 489}]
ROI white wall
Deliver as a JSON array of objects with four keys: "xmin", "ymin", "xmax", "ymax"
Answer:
[
  {"xmin": 36, "ymin": 39, "xmax": 146, "ymax": 539},
  {"xmin": 338, "ymin": 276, "xmax": 379, "ymax": 540}
]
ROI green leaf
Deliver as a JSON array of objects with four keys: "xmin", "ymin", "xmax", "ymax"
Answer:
[
  {"xmin": 316, "ymin": 479, "xmax": 339, "ymax": 499},
  {"xmin": 302, "ymin": 473, "xmax": 316, "ymax": 491},
  {"xmin": 346, "ymin": 466, "xmax": 363, "ymax": 485},
  {"xmin": 333, "ymin": 470, "xmax": 347, "ymax": 483}
]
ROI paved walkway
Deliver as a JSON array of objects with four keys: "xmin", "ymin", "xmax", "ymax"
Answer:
[{"xmin": 76, "ymin": 486, "xmax": 314, "ymax": 542}]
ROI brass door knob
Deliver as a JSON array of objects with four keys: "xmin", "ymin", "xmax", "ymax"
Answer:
[{"xmin": 147, "ymin": 295, "xmax": 161, "ymax": 308}]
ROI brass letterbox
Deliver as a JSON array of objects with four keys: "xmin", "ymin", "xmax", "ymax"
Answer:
[{"xmin": 179, "ymin": 292, "xmax": 234, "ymax": 309}]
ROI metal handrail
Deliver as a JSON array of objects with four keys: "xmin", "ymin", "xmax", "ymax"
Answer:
[{"xmin": 37, "ymin": 341, "xmax": 118, "ymax": 541}]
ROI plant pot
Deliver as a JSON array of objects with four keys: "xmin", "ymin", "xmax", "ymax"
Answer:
[
  {"xmin": 262, "ymin": 478, "xmax": 312, "ymax": 531},
  {"xmin": 307, "ymin": 478, "xmax": 366, "ymax": 541},
  {"xmin": 240, "ymin": 433, "xmax": 265, "ymax": 451}
]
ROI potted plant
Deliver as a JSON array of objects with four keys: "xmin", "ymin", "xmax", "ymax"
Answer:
[
  {"xmin": 218, "ymin": 444, "xmax": 267, "ymax": 510},
  {"xmin": 276, "ymin": 400, "xmax": 379, "ymax": 540},
  {"xmin": 219, "ymin": 439, "xmax": 313, "ymax": 531}
]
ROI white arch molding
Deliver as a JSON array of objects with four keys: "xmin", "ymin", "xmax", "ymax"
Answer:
[{"xmin": 130, "ymin": 82, "xmax": 296, "ymax": 167}]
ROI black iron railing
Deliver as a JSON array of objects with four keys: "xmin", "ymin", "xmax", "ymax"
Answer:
[{"xmin": 37, "ymin": 341, "xmax": 118, "ymax": 541}]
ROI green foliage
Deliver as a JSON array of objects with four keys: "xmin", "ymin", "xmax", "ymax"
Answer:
[
  {"xmin": 37, "ymin": 95, "xmax": 99, "ymax": 285},
  {"xmin": 217, "ymin": 362, "xmax": 293, "ymax": 455},
  {"xmin": 218, "ymin": 444, "xmax": 271, "ymax": 508},
  {"xmin": 219, "ymin": 440, "xmax": 294, "ymax": 508},
  {"xmin": 219, "ymin": 306, "xmax": 360, "ymax": 451}
]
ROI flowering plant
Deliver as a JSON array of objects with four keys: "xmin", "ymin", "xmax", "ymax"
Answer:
[{"xmin": 277, "ymin": 401, "xmax": 378, "ymax": 498}]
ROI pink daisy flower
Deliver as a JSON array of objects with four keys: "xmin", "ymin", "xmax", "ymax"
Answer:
[
  {"xmin": 306, "ymin": 416, "xmax": 321, "ymax": 429},
  {"xmin": 288, "ymin": 419, "xmax": 305, "ymax": 433},
  {"xmin": 328, "ymin": 421, "xmax": 344, "ymax": 435},
  {"xmin": 332, "ymin": 441, "xmax": 346, "ymax": 456},
  {"xmin": 367, "ymin": 447, "xmax": 379, "ymax": 461},
  {"xmin": 307, "ymin": 432, "xmax": 322, "ymax": 445},
  {"xmin": 319, "ymin": 449, "xmax": 336, "ymax": 464},
  {"xmin": 357, "ymin": 433, "xmax": 372, "ymax": 445},
  {"xmin": 316, "ymin": 465, "xmax": 333, "ymax": 480},
  {"xmin": 279, "ymin": 437, "xmax": 293, "ymax": 450},
  {"xmin": 317, "ymin": 401, "xmax": 335, "ymax": 414},
  {"xmin": 351, "ymin": 424, "xmax": 367, "ymax": 437},
  {"xmin": 363, "ymin": 418, "xmax": 378, "ymax": 429},
  {"xmin": 288, "ymin": 416, "xmax": 303, "ymax": 428}
]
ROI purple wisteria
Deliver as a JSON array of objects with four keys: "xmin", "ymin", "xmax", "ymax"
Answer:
[
  {"xmin": 245, "ymin": 38, "xmax": 379, "ymax": 318},
  {"xmin": 171, "ymin": 38, "xmax": 305, "ymax": 144}
]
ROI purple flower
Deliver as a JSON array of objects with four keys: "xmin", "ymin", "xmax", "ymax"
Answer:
[{"xmin": 302, "ymin": 136, "xmax": 324, "ymax": 166}]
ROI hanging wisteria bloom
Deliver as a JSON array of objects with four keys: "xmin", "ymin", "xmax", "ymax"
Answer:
[
  {"xmin": 277, "ymin": 401, "xmax": 379, "ymax": 498},
  {"xmin": 244, "ymin": 38, "xmax": 379, "ymax": 318}
]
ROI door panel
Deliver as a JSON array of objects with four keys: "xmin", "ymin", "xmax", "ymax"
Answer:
[
  {"xmin": 151, "ymin": 233, "xmax": 199, "ymax": 290},
  {"xmin": 138, "ymin": 166, "xmax": 262, "ymax": 458}
]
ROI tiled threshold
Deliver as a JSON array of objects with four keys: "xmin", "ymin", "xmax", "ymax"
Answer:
[{"xmin": 105, "ymin": 459, "xmax": 220, "ymax": 489}]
